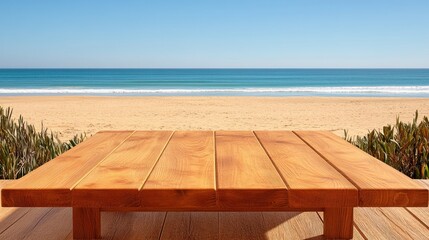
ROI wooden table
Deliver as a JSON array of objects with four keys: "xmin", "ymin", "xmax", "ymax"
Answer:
[{"xmin": 2, "ymin": 131, "xmax": 428, "ymax": 239}]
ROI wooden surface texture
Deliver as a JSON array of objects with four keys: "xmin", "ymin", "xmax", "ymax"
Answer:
[
  {"xmin": 295, "ymin": 131, "xmax": 428, "ymax": 207},
  {"xmin": 1, "ymin": 180, "xmax": 429, "ymax": 239},
  {"xmin": 2, "ymin": 131, "xmax": 427, "ymax": 210}
]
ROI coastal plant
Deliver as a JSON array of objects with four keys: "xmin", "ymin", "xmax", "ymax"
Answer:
[
  {"xmin": 345, "ymin": 111, "xmax": 429, "ymax": 179},
  {"xmin": 0, "ymin": 106, "xmax": 86, "ymax": 179}
]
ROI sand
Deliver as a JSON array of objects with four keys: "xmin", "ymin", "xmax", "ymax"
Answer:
[{"xmin": 1, "ymin": 96, "xmax": 428, "ymax": 141}]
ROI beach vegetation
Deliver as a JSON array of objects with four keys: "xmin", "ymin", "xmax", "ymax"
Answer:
[
  {"xmin": 345, "ymin": 111, "xmax": 429, "ymax": 179},
  {"xmin": 0, "ymin": 106, "xmax": 86, "ymax": 179}
]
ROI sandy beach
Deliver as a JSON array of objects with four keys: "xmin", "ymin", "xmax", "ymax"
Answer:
[{"xmin": 1, "ymin": 96, "xmax": 428, "ymax": 141}]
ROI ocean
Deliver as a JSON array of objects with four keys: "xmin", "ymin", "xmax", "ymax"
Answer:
[{"xmin": 1, "ymin": 68, "xmax": 429, "ymax": 97}]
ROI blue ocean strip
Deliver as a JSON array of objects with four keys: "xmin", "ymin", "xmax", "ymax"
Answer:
[{"xmin": 1, "ymin": 69, "xmax": 429, "ymax": 97}]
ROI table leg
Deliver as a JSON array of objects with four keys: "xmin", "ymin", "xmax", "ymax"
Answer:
[
  {"xmin": 323, "ymin": 207, "xmax": 353, "ymax": 239},
  {"xmin": 73, "ymin": 207, "xmax": 101, "ymax": 239}
]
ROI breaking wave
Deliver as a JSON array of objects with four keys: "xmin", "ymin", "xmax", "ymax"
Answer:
[{"xmin": 1, "ymin": 86, "xmax": 429, "ymax": 96}]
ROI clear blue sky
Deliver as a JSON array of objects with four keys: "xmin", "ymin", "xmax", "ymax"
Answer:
[{"xmin": 1, "ymin": 0, "xmax": 428, "ymax": 68}]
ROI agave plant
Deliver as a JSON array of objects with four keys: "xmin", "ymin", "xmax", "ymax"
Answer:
[
  {"xmin": 345, "ymin": 111, "xmax": 429, "ymax": 179},
  {"xmin": 0, "ymin": 106, "xmax": 86, "ymax": 179}
]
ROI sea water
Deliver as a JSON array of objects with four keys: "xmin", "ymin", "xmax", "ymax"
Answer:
[{"xmin": 1, "ymin": 68, "xmax": 429, "ymax": 97}]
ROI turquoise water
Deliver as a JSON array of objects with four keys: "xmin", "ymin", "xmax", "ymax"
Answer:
[{"xmin": 1, "ymin": 69, "xmax": 429, "ymax": 96}]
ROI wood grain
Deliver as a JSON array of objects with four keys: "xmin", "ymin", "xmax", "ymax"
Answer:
[
  {"xmin": 161, "ymin": 212, "xmax": 218, "ymax": 239},
  {"xmin": 4, "ymin": 130, "xmax": 429, "ymax": 239},
  {"xmin": 318, "ymin": 211, "xmax": 368, "ymax": 240},
  {"xmin": 354, "ymin": 207, "xmax": 429, "ymax": 240},
  {"xmin": 141, "ymin": 131, "xmax": 216, "ymax": 209},
  {"xmin": 73, "ymin": 131, "xmax": 173, "ymax": 208},
  {"xmin": 295, "ymin": 131, "xmax": 429, "ymax": 207},
  {"xmin": 2, "ymin": 131, "xmax": 133, "ymax": 207},
  {"xmin": 73, "ymin": 208, "xmax": 100, "ymax": 239},
  {"xmin": 255, "ymin": 131, "xmax": 357, "ymax": 208},
  {"xmin": 216, "ymin": 131, "xmax": 288, "ymax": 209},
  {"xmin": 0, "ymin": 207, "xmax": 31, "ymax": 235},
  {"xmin": 100, "ymin": 211, "xmax": 166, "ymax": 239},
  {"xmin": 0, "ymin": 181, "xmax": 31, "ymax": 236},
  {"xmin": 261, "ymin": 212, "xmax": 325, "ymax": 240},
  {"xmin": 323, "ymin": 208, "xmax": 354, "ymax": 239},
  {"xmin": 0, "ymin": 208, "xmax": 71, "ymax": 240},
  {"xmin": 0, "ymin": 180, "xmax": 11, "ymax": 211},
  {"xmin": 219, "ymin": 212, "xmax": 266, "ymax": 240},
  {"xmin": 406, "ymin": 206, "xmax": 429, "ymax": 230},
  {"xmin": 406, "ymin": 180, "xmax": 429, "ymax": 229},
  {"xmin": 415, "ymin": 179, "xmax": 429, "ymax": 189}
]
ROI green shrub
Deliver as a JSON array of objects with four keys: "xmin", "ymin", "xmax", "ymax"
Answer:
[
  {"xmin": 345, "ymin": 111, "xmax": 429, "ymax": 179},
  {"xmin": 0, "ymin": 106, "xmax": 86, "ymax": 179}
]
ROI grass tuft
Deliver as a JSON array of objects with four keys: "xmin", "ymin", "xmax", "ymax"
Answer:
[
  {"xmin": 0, "ymin": 106, "xmax": 86, "ymax": 179},
  {"xmin": 345, "ymin": 110, "xmax": 429, "ymax": 179}
]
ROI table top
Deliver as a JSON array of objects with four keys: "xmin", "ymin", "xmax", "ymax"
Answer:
[{"xmin": 2, "ymin": 131, "xmax": 428, "ymax": 210}]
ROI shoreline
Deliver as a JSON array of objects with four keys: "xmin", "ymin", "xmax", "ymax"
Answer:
[
  {"xmin": 1, "ymin": 96, "xmax": 428, "ymax": 141},
  {"xmin": 2, "ymin": 86, "xmax": 429, "ymax": 98},
  {"xmin": 2, "ymin": 94, "xmax": 429, "ymax": 98}
]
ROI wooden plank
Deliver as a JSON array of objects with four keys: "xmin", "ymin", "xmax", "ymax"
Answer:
[
  {"xmin": 295, "ymin": 131, "xmax": 429, "ymax": 207},
  {"xmin": 255, "ymin": 131, "xmax": 357, "ymax": 208},
  {"xmin": 406, "ymin": 206, "xmax": 429, "ymax": 230},
  {"xmin": 423, "ymin": 180, "xmax": 429, "ymax": 188},
  {"xmin": 262, "ymin": 212, "xmax": 325, "ymax": 239},
  {"xmin": 1, "ymin": 131, "xmax": 133, "ymax": 207},
  {"xmin": 73, "ymin": 131, "xmax": 173, "ymax": 208},
  {"xmin": 1, "ymin": 207, "xmax": 426, "ymax": 239},
  {"xmin": 100, "ymin": 212, "xmax": 166, "ymax": 240},
  {"xmin": 219, "ymin": 212, "xmax": 266, "ymax": 240},
  {"xmin": 416, "ymin": 179, "xmax": 429, "ymax": 189},
  {"xmin": 0, "ymin": 210, "xmax": 165, "ymax": 240},
  {"xmin": 0, "ymin": 208, "xmax": 71, "ymax": 240},
  {"xmin": 219, "ymin": 212, "xmax": 325, "ymax": 239},
  {"xmin": 216, "ymin": 131, "xmax": 288, "ymax": 209},
  {"xmin": 406, "ymin": 180, "xmax": 429, "ymax": 229},
  {"xmin": 161, "ymin": 212, "xmax": 218, "ymax": 239},
  {"xmin": 141, "ymin": 131, "xmax": 216, "ymax": 209},
  {"xmin": 0, "ymin": 207, "xmax": 31, "ymax": 235},
  {"xmin": 354, "ymin": 207, "xmax": 429, "ymax": 239},
  {"xmin": 0, "ymin": 181, "xmax": 10, "ymax": 202}
]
